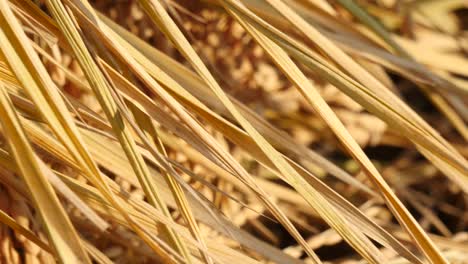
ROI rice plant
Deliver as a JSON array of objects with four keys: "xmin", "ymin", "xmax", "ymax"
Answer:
[{"xmin": 0, "ymin": 0, "xmax": 466, "ymax": 263}]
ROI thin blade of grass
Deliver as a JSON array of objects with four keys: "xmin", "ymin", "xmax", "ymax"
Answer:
[
  {"xmin": 0, "ymin": 86, "xmax": 91, "ymax": 263},
  {"xmin": 334, "ymin": 0, "xmax": 468, "ymax": 141},
  {"xmin": 0, "ymin": 0, "xmax": 108, "ymax": 231},
  {"xmin": 43, "ymin": 0, "xmax": 192, "ymax": 261},
  {"xmin": 137, "ymin": 0, "xmax": 390, "ymax": 262},
  {"xmin": 130, "ymin": 104, "xmax": 214, "ymax": 264},
  {"xmin": 100, "ymin": 18, "xmax": 375, "ymax": 196},
  {"xmin": 222, "ymin": 0, "xmax": 468, "ymax": 191},
  {"xmin": 0, "ymin": 208, "xmax": 52, "ymax": 254},
  {"xmin": 221, "ymin": 1, "xmax": 447, "ymax": 263}
]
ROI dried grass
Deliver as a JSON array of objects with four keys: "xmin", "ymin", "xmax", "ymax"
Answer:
[{"xmin": 0, "ymin": 0, "xmax": 466, "ymax": 263}]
